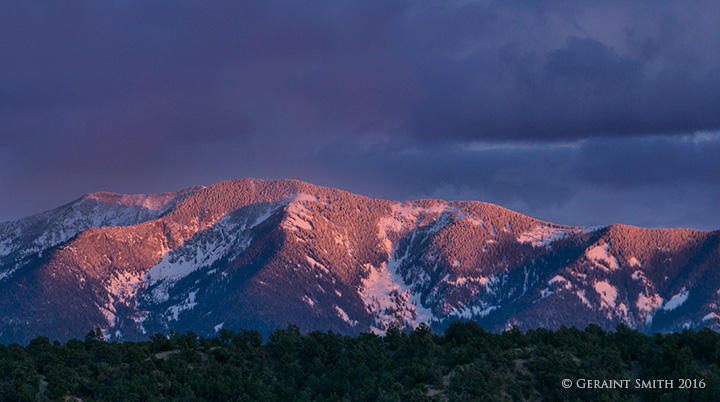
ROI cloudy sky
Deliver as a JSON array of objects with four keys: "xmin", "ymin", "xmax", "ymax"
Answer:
[{"xmin": 2, "ymin": 0, "xmax": 720, "ymax": 230}]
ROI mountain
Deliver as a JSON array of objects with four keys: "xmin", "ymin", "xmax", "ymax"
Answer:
[{"xmin": 1, "ymin": 178, "xmax": 719, "ymax": 344}]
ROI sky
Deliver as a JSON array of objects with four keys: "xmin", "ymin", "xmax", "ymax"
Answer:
[{"xmin": 2, "ymin": 0, "xmax": 720, "ymax": 230}]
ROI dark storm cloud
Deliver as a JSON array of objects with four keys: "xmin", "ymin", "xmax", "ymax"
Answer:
[
  {"xmin": 1, "ymin": 0, "xmax": 720, "ymax": 229},
  {"xmin": 575, "ymin": 134, "xmax": 720, "ymax": 188},
  {"xmin": 407, "ymin": 1, "xmax": 720, "ymax": 140},
  {"xmin": 312, "ymin": 133, "xmax": 720, "ymax": 230}
]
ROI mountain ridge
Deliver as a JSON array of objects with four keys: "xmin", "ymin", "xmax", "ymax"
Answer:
[{"xmin": 1, "ymin": 178, "xmax": 718, "ymax": 344}]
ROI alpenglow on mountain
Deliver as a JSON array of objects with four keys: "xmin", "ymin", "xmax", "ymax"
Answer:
[{"xmin": 1, "ymin": 178, "xmax": 719, "ymax": 343}]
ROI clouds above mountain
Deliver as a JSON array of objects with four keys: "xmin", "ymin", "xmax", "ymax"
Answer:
[
  {"xmin": 2, "ymin": 0, "xmax": 719, "ymax": 229},
  {"xmin": 311, "ymin": 133, "xmax": 720, "ymax": 229}
]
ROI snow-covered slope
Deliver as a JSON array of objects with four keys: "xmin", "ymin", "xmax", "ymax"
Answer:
[
  {"xmin": 0, "ymin": 189, "xmax": 199, "ymax": 258},
  {"xmin": 0, "ymin": 178, "xmax": 719, "ymax": 344}
]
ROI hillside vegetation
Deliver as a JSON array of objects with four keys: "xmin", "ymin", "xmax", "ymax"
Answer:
[{"xmin": 1, "ymin": 322, "xmax": 719, "ymax": 401}]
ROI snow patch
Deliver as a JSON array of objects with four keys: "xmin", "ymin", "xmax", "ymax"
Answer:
[
  {"xmin": 391, "ymin": 202, "xmax": 458, "ymax": 216},
  {"xmin": 539, "ymin": 288, "xmax": 554, "ymax": 299},
  {"xmin": 586, "ymin": 243, "xmax": 620, "ymax": 270},
  {"xmin": 444, "ymin": 275, "xmax": 489, "ymax": 287},
  {"xmin": 133, "ymin": 313, "xmax": 149, "ymax": 334},
  {"xmin": 284, "ymin": 201, "xmax": 313, "ymax": 231},
  {"xmin": 305, "ymin": 256, "xmax": 330, "ymax": 274},
  {"xmin": 100, "ymin": 307, "xmax": 117, "ymax": 326},
  {"xmin": 702, "ymin": 313, "xmax": 720, "ymax": 321},
  {"xmin": 548, "ymin": 275, "xmax": 566, "ymax": 285},
  {"xmin": 636, "ymin": 291, "xmax": 662, "ymax": 324},
  {"xmin": 378, "ymin": 202, "xmax": 461, "ymax": 245},
  {"xmin": 575, "ymin": 290, "xmax": 592, "ymax": 308},
  {"xmin": 106, "ymin": 270, "xmax": 144, "ymax": 304},
  {"xmin": 636, "ymin": 291, "xmax": 663, "ymax": 313},
  {"xmin": 148, "ymin": 247, "xmax": 221, "ymax": 302},
  {"xmin": 214, "ymin": 322, "xmax": 225, "ymax": 332},
  {"xmin": 663, "ymin": 288, "xmax": 689, "ymax": 311},
  {"xmin": 616, "ymin": 302, "xmax": 628, "ymax": 317},
  {"xmin": 628, "ymin": 257, "xmax": 641, "ymax": 267},
  {"xmin": 548, "ymin": 275, "xmax": 571, "ymax": 290},
  {"xmin": 360, "ymin": 262, "xmax": 433, "ymax": 331},
  {"xmin": 302, "ymin": 295, "xmax": 316, "ymax": 307},
  {"xmin": 167, "ymin": 290, "xmax": 198, "ymax": 321},
  {"xmin": 0, "ymin": 240, "xmax": 13, "ymax": 257},
  {"xmin": 335, "ymin": 306, "xmax": 357, "ymax": 326},
  {"xmin": 466, "ymin": 216, "xmax": 484, "ymax": 226},
  {"xmin": 333, "ymin": 232, "xmax": 350, "ymax": 249},
  {"xmin": 0, "ymin": 267, "xmax": 19, "ymax": 282},
  {"xmin": 517, "ymin": 226, "xmax": 573, "ymax": 247},
  {"xmin": 292, "ymin": 193, "xmax": 318, "ymax": 203},
  {"xmin": 594, "ymin": 281, "xmax": 618, "ymax": 309},
  {"xmin": 84, "ymin": 190, "xmax": 195, "ymax": 211},
  {"xmin": 450, "ymin": 305, "xmax": 498, "ymax": 319}
]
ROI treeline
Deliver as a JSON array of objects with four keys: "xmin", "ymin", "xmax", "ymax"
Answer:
[{"xmin": 1, "ymin": 322, "xmax": 719, "ymax": 401}]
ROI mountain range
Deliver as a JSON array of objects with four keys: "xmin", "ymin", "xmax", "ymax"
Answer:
[{"xmin": 1, "ymin": 178, "xmax": 719, "ymax": 344}]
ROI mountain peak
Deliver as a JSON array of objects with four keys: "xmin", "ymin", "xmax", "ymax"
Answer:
[
  {"xmin": 1, "ymin": 178, "xmax": 719, "ymax": 344},
  {"xmin": 81, "ymin": 186, "xmax": 205, "ymax": 211}
]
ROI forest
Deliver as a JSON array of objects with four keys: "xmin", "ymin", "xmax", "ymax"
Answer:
[{"xmin": 1, "ymin": 321, "xmax": 718, "ymax": 401}]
